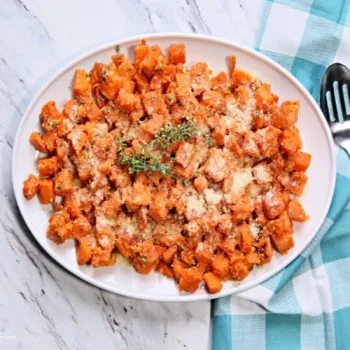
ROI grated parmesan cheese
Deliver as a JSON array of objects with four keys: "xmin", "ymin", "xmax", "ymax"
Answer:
[
  {"xmin": 232, "ymin": 168, "xmax": 253, "ymax": 195},
  {"xmin": 226, "ymin": 99, "xmax": 252, "ymax": 133},
  {"xmin": 204, "ymin": 188, "xmax": 223, "ymax": 205},
  {"xmin": 253, "ymin": 163, "xmax": 272, "ymax": 183},
  {"xmin": 185, "ymin": 194, "xmax": 206, "ymax": 220},
  {"xmin": 249, "ymin": 223, "xmax": 261, "ymax": 239}
]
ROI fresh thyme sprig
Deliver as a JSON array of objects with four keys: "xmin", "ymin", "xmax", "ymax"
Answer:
[
  {"xmin": 118, "ymin": 149, "xmax": 172, "ymax": 176},
  {"xmin": 116, "ymin": 117, "xmax": 200, "ymax": 176},
  {"xmin": 150, "ymin": 117, "xmax": 199, "ymax": 150}
]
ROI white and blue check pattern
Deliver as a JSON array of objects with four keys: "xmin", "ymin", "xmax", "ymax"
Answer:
[{"xmin": 213, "ymin": 1, "xmax": 350, "ymax": 349}]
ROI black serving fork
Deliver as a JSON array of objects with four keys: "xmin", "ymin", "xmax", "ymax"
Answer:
[{"xmin": 320, "ymin": 63, "xmax": 350, "ymax": 157}]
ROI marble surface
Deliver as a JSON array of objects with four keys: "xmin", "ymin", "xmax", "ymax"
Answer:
[{"xmin": 0, "ymin": 0, "xmax": 264, "ymax": 349}]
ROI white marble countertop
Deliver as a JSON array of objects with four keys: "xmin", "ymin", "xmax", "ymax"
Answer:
[{"xmin": 0, "ymin": 1, "xmax": 264, "ymax": 349}]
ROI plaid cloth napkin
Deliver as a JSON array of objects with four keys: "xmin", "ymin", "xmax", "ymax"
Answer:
[{"xmin": 213, "ymin": 1, "xmax": 350, "ymax": 349}]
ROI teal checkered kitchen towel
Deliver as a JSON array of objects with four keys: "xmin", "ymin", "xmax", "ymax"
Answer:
[{"xmin": 213, "ymin": 1, "xmax": 350, "ymax": 349}]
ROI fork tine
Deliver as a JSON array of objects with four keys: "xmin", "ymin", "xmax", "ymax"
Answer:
[
  {"xmin": 333, "ymin": 81, "xmax": 344, "ymax": 123},
  {"xmin": 326, "ymin": 90, "xmax": 336, "ymax": 123},
  {"xmin": 341, "ymin": 83, "xmax": 350, "ymax": 117},
  {"xmin": 326, "ymin": 91, "xmax": 335, "ymax": 123}
]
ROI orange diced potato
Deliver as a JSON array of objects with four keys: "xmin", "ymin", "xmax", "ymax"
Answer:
[
  {"xmin": 204, "ymin": 148, "xmax": 227, "ymax": 182},
  {"xmin": 203, "ymin": 272, "xmax": 222, "ymax": 294},
  {"xmin": 39, "ymin": 178, "xmax": 54, "ymax": 204},
  {"xmin": 129, "ymin": 174, "xmax": 153, "ymax": 207},
  {"xmin": 227, "ymin": 135, "xmax": 243, "ymax": 158},
  {"xmin": 47, "ymin": 210, "xmax": 71, "ymax": 243},
  {"xmin": 76, "ymin": 237, "xmax": 93, "ymax": 265},
  {"xmin": 23, "ymin": 174, "xmax": 39, "ymax": 200},
  {"xmin": 168, "ymin": 44, "xmax": 186, "ymax": 64},
  {"xmin": 239, "ymin": 224, "xmax": 253, "ymax": 254},
  {"xmin": 156, "ymin": 262, "xmax": 174, "ymax": 278},
  {"xmin": 211, "ymin": 254, "xmax": 230, "ymax": 279},
  {"xmin": 30, "ymin": 132, "xmax": 47, "ymax": 153},
  {"xmin": 280, "ymin": 128, "xmax": 302, "ymax": 154},
  {"xmin": 235, "ymin": 85, "xmax": 250, "ymax": 105},
  {"xmin": 73, "ymin": 68, "xmax": 91, "ymax": 98},
  {"xmin": 267, "ymin": 211, "xmax": 293, "ymax": 236},
  {"xmin": 172, "ymin": 258, "xmax": 186, "ymax": 280},
  {"xmin": 230, "ymin": 255, "xmax": 250, "ymax": 280},
  {"xmin": 133, "ymin": 240, "xmax": 160, "ymax": 274},
  {"xmin": 54, "ymin": 169, "xmax": 74, "ymax": 196},
  {"xmin": 271, "ymin": 233, "xmax": 294, "ymax": 254},
  {"xmin": 255, "ymin": 83, "xmax": 278, "ymax": 111},
  {"xmin": 194, "ymin": 176, "xmax": 208, "ymax": 193},
  {"xmin": 271, "ymin": 100, "xmax": 300, "ymax": 129},
  {"xmin": 149, "ymin": 190, "xmax": 169, "ymax": 222},
  {"xmin": 210, "ymin": 72, "xmax": 228, "ymax": 90},
  {"xmin": 115, "ymin": 234, "xmax": 135, "ymax": 259},
  {"xmin": 255, "ymin": 125, "xmax": 282, "ymax": 158},
  {"xmin": 71, "ymin": 215, "xmax": 92, "ymax": 239},
  {"xmin": 40, "ymin": 101, "xmax": 62, "ymax": 132},
  {"xmin": 285, "ymin": 172, "xmax": 308, "ymax": 196},
  {"xmin": 37, "ymin": 156, "xmax": 60, "ymax": 176},
  {"xmin": 288, "ymin": 199, "xmax": 309, "ymax": 222},
  {"xmin": 178, "ymin": 268, "xmax": 202, "ymax": 293},
  {"xmin": 176, "ymin": 142, "xmax": 195, "ymax": 168},
  {"xmin": 262, "ymin": 191, "xmax": 286, "ymax": 219},
  {"xmin": 293, "ymin": 151, "xmax": 311, "ymax": 172},
  {"xmin": 228, "ymin": 55, "xmax": 236, "ymax": 73},
  {"xmin": 162, "ymin": 245, "xmax": 178, "ymax": 264},
  {"xmin": 231, "ymin": 69, "xmax": 252, "ymax": 87},
  {"xmin": 135, "ymin": 40, "xmax": 150, "ymax": 65},
  {"xmin": 43, "ymin": 130, "xmax": 58, "ymax": 152},
  {"xmin": 91, "ymin": 247, "xmax": 117, "ymax": 267}
]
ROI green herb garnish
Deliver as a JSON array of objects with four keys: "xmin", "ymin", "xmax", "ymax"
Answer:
[
  {"xmin": 150, "ymin": 117, "xmax": 198, "ymax": 150},
  {"xmin": 118, "ymin": 149, "xmax": 172, "ymax": 176},
  {"xmin": 181, "ymin": 179, "xmax": 189, "ymax": 187},
  {"xmin": 49, "ymin": 121, "xmax": 57, "ymax": 128},
  {"xmin": 204, "ymin": 133, "xmax": 214, "ymax": 146},
  {"xmin": 254, "ymin": 110, "xmax": 263, "ymax": 118},
  {"xmin": 115, "ymin": 136, "xmax": 126, "ymax": 151},
  {"xmin": 115, "ymin": 44, "xmax": 120, "ymax": 53},
  {"xmin": 117, "ymin": 118, "xmax": 200, "ymax": 177}
]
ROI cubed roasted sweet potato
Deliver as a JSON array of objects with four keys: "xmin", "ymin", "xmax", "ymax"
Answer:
[
  {"xmin": 280, "ymin": 128, "xmax": 302, "ymax": 154},
  {"xmin": 230, "ymin": 255, "xmax": 250, "ymax": 280},
  {"xmin": 73, "ymin": 68, "xmax": 91, "ymax": 98},
  {"xmin": 76, "ymin": 237, "xmax": 93, "ymax": 265},
  {"xmin": 176, "ymin": 142, "xmax": 195, "ymax": 168},
  {"xmin": 288, "ymin": 199, "xmax": 309, "ymax": 222},
  {"xmin": 255, "ymin": 83, "xmax": 278, "ymax": 111},
  {"xmin": 54, "ymin": 169, "xmax": 74, "ymax": 196},
  {"xmin": 262, "ymin": 191, "xmax": 286, "ymax": 219},
  {"xmin": 271, "ymin": 101, "xmax": 300, "ymax": 129},
  {"xmin": 178, "ymin": 268, "xmax": 202, "ymax": 293},
  {"xmin": 133, "ymin": 240, "xmax": 160, "ymax": 274},
  {"xmin": 293, "ymin": 151, "xmax": 311, "ymax": 172},
  {"xmin": 239, "ymin": 224, "xmax": 253, "ymax": 254},
  {"xmin": 194, "ymin": 176, "xmax": 208, "ymax": 193},
  {"xmin": 23, "ymin": 174, "xmax": 39, "ymax": 200},
  {"xmin": 231, "ymin": 69, "xmax": 252, "ymax": 87},
  {"xmin": 149, "ymin": 190, "xmax": 169, "ymax": 222},
  {"xmin": 211, "ymin": 254, "xmax": 230, "ymax": 279},
  {"xmin": 37, "ymin": 156, "xmax": 60, "ymax": 177},
  {"xmin": 203, "ymin": 272, "xmax": 222, "ymax": 294},
  {"xmin": 30, "ymin": 132, "xmax": 47, "ymax": 153},
  {"xmin": 38, "ymin": 178, "xmax": 55, "ymax": 204},
  {"xmin": 162, "ymin": 245, "xmax": 178, "ymax": 264},
  {"xmin": 168, "ymin": 44, "xmax": 186, "ymax": 64}
]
